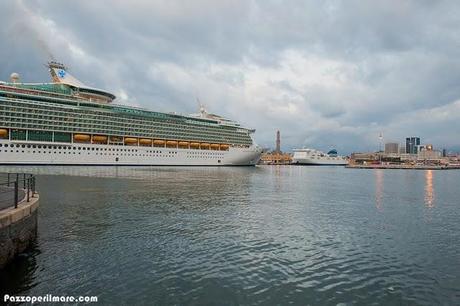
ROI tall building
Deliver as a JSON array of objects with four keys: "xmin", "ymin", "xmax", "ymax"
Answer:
[
  {"xmin": 406, "ymin": 137, "xmax": 420, "ymax": 154},
  {"xmin": 275, "ymin": 130, "xmax": 281, "ymax": 153},
  {"xmin": 384, "ymin": 143, "xmax": 399, "ymax": 154}
]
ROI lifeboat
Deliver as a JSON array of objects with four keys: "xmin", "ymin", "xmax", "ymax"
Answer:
[
  {"xmin": 210, "ymin": 144, "xmax": 220, "ymax": 150},
  {"xmin": 153, "ymin": 140, "xmax": 165, "ymax": 147},
  {"xmin": 110, "ymin": 136, "xmax": 123, "ymax": 142},
  {"xmin": 73, "ymin": 134, "xmax": 90, "ymax": 142},
  {"xmin": 220, "ymin": 144, "xmax": 229, "ymax": 151},
  {"xmin": 139, "ymin": 138, "xmax": 152, "ymax": 146},
  {"xmin": 0, "ymin": 129, "xmax": 8, "ymax": 138},
  {"xmin": 92, "ymin": 135, "xmax": 108, "ymax": 143},
  {"xmin": 124, "ymin": 137, "xmax": 138, "ymax": 145},
  {"xmin": 200, "ymin": 143, "xmax": 210, "ymax": 150},
  {"xmin": 178, "ymin": 141, "xmax": 189, "ymax": 148},
  {"xmin": 166, "ymin": 140, "xmax": 178, "ymax": 148},
  {"xmin": 190, "ymin": 142, "xmax": 200, "ymax": 149}
]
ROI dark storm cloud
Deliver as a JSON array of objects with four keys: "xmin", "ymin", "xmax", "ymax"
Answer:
[{"xmin": 1, "ymin": 0, "xmax": 460, "ymax": 153}]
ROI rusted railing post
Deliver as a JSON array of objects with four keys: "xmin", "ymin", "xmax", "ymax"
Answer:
[
  {"xmin": 27, "ymin": 176, "xmax": 30, "ymax": 202},
  {"xmin": 14, "ymin": 180, "xmax": 18, "ymax": 208}
]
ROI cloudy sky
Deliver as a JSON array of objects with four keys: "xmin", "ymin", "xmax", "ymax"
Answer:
[{"xmin": 1, "ymin": 0, "xmax": 460, "ymax": 153}]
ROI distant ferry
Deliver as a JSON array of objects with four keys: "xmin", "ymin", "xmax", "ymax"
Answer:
[
  {"xmin": 292, "ymin": 148, "xmax": 348, "ymax": 166},
  {"xmin": 0, "ymin": 62, "xmax": 262, "ymax": 166}
]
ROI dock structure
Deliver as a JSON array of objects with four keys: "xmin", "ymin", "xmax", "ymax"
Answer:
[
  {"xmin": 259, "ymin": 152, "xmax": 292, "ymax": 165},
  {"xmin": 0, "ymin": 174, "xmax": 39, "ymax": 269},
  {"xmin": 346, "ymin": 164, "xmax": 460, "ymax": 170}
]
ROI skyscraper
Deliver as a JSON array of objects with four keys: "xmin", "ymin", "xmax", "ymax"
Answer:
[
  {"xmin": 384, "ymin": 143, "xmax": 399, "ymax": 154},
  {"xmin": 405, "ymin": 137, "xmax": 421, "ymax": 154}
]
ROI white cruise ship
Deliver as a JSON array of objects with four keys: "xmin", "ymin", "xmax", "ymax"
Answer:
[
  {"xmin": 0, "ymin": 62, "xmax": 262, "ymax": 166},
  {"xmin": 292, "ymin": 148, "xmax": 348, "ymax": 166}
]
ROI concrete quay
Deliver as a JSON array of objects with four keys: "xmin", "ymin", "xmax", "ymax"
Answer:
[
  {"xmin": 346, "ymin": 164, "xmax": 460, "ymax": 170},
  {"xmin": 0, "ymin": 185, "xmax": 39, "ymax": 269}
]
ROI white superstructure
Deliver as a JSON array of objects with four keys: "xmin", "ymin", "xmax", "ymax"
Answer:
[{"xmin": 292, "ymin": 148, "xmax": 348, "ymax": 166}]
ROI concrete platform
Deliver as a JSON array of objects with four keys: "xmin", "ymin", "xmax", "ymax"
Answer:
[{"xmin": 0, "ymin": 190, "xmax": 39, "ymax": 268}]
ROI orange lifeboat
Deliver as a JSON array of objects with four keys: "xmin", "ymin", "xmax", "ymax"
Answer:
[
  {"xmin": 178, "ymin": 141, "xmax": 189, "ymax": 148},
  {"xmin": 124, "ymin": 137, "xmax": 138, "ymax": 145},
  {"xmin": 153, "ymin": 140, "xmax": 165, "ymax": 147},
  {"xmin": 139, "ymin": 138, "xmax": 152, "ymax": 146},
  {"xmin": 92, "ymin": 135, "xmax": 108, "ymax": 143},
  {"xmin": 166, "ymin": 140, "xmax": 178, "ymax": 148},
  {"xmin": 190, "ymin": 142, "xmax": 200, "ymax": 149},
  {"xmin": 220, "ymin": 144, "xmax": 229, "ymax": 151},
  {"xmin": 210, "ymin": 144, "xmax": 220, "ymax": 150},
  {"xmin": 0, "ymin": 129, "xmax": 8, "ymax": 139},
  {"xmin": 73, "ymin": 134, "xmax": 90, "ymax": 142},
  {"xmin": 200, "ymin": 143, "xmax": 210, "ymax": 150}
]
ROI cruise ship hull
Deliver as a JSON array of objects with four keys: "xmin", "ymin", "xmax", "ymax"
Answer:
[{"xmin": 0, "ymin": 140, "xmax": 262, "ymax": 166}]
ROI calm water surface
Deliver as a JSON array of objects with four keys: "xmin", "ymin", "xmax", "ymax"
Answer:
[{"xmin": 0, "ymin": 166, "xmax": 459, "ymax": 305}]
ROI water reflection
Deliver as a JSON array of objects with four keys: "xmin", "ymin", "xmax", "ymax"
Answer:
[
  {"xmin": 374, "ymin": 169, "xmax": 384, "ymax": 211},
  {"xmin": 425, "ymin": 170, "xmax": 435, "ymax": 208}
]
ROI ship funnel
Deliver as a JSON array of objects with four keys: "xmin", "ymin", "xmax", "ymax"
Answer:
[{"xmin": 48, "ymin": 61, "xmax": 86, "ymax": 87}]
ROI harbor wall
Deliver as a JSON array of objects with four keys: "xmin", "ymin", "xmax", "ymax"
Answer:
[{"xmin": 0, "ymin": 194, "xmax": 39, "ymax": 269}]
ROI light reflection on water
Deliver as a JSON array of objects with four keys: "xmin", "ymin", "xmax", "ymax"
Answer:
[
  {"xmin": 374, "ymin": 169, "xmax": 384, "ymax": 212},
  {"xmin": 0, "ymin": 165, "xmax": 458, "ymax": 305},
  {"xmin": 425, "ymin": 170, "xmax": 435, "ymax": 208}
]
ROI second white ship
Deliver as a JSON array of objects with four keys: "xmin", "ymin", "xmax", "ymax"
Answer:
[{"xmin": 292, "ymin": 148, "xmax": 348, "ymax": 166}]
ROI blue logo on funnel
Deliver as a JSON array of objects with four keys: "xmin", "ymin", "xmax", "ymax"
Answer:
[{"xmin": 58, "ymin": 69, "xmax": 66, "ymax": 78}]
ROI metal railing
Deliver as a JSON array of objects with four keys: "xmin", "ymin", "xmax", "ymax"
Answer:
[{"xmin": 0, "ymin": 173, "xmax": 37, "ymax": 210}]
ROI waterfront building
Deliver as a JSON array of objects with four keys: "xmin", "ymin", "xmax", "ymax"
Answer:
[
  {"xmin": 384, "ymin": 143, "xmax": 399, "ymax": 154},
  {"xmin": 418, "ymin": 150, "xmax": 442, "ymax": 160},
  {"xmin": 0, "ymin": 62, "xmax": 262, "ymax": 165},
  {"xmin": 417, "ymin": 144, "xmax": 442, "ymax": 160},
  {"xmin": 406, "ymin": 137, "xmax": 421, "ymax": 154}
]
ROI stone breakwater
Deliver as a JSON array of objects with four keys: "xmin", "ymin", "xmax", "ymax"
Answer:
[{"xmin": 0, "ymin": 192, "xmax": 39, "ymax": 268}]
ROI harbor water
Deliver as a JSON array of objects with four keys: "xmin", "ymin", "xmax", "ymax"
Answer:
[{"xmin": 0, "ymin": 166, "xmax": 459, "ymax": 305}]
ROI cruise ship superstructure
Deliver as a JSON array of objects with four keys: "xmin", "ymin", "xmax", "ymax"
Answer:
[
  {"xmin": 0, "ymin": 62, "xmax": 262, "ymax": 166},
  {"xmin": 292, "ymin": 148, "xmax": 348, "ymax": 166}
]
